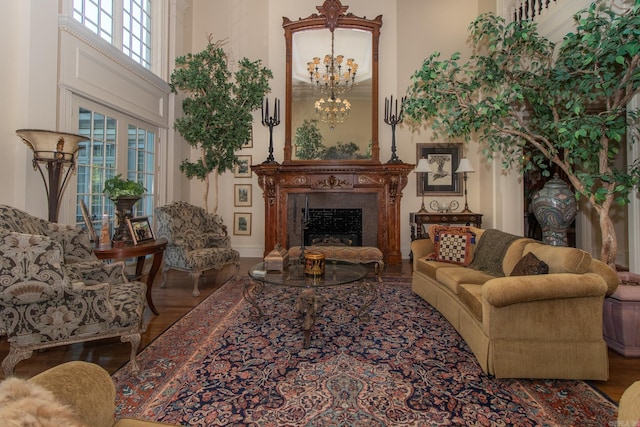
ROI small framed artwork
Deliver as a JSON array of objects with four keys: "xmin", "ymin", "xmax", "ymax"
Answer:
[
  {"xmin": 126, "ymin": 217, "xmax": 155, "ymax": 245},
  {"xmin": 79, "ymin": 199, "xmax": 97, "ymax": 242},
  {"xmin": 416, "ymin": 143, "xmax": 463, "ymax": 195},
  {"xmin": 234, "ymin": 155, "xmax": 252, "ymax": 178},
  {"xmin": 242, "ymin": 128, "xmax": 253, "ymax": 149},
  {"xmin": 234, "ymin": 184, "xmax": 252, "ymax": 207},
  {"xmin": 233, "ymin": 212, "xmax": 252, "ymax": 235}
]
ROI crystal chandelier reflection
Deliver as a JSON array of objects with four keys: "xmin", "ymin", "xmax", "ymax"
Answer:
[
  {"xmin": 314, "ymin": 95, "xmax": 351, "ymax": 129},
  {"xmin": 307, "ymin": 31, "xmax": 358, "ymax": 94}
]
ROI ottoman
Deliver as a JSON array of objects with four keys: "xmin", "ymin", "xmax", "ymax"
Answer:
[{"xmin": 288, "ymin": 245, "xmax": 384, "ymax": 282}]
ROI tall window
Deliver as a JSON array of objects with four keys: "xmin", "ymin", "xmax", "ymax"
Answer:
[
  {"xmin": 75, "ymin": 103, "xmax": 156, "ymax": 236},
  {"xmin": 72, "ymin": 0, "xmax": 151, "ymax": 69}
]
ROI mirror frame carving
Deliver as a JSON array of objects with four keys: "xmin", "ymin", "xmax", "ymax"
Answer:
[{"xmin": 283, "ymin": 0, "xmax": 382, "ymax": 164}]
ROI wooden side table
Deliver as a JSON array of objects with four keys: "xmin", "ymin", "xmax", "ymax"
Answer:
[{"xmin": 94, "ymin": 237, "xmax": 168, "ymax": 315}]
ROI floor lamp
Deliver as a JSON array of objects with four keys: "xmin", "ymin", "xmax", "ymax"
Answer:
[
  {"xmin": 455, "ymin": 158, "xmax": 475, "ymax": 213},
  {"xmin": 414, "ymin": 158, "xmax": 434, "ymax": 213},
  {"xmin": 16, "ymin": 129, "xmax": 85, "ymax": 222}
]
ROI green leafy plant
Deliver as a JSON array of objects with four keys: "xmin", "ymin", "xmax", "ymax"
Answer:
[
  {"xmin": 294, "ymin": 119, "xmax": 325, "ymax": 160},
  {"xmin": 404, "ymin": 1, "xmax": 640, "ymax": 268},
  {"xmin": 103, "ymin": 174, "xmax": 146, "ymax": 201},
  {"xmin": 170, "ymin": 36, "xmax": 272, "ymax": 213}
]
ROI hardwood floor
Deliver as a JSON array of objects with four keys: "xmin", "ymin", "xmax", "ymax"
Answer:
[{"xmin": 1, "ymin": 257, "xmax": 638, "ymax": 404}]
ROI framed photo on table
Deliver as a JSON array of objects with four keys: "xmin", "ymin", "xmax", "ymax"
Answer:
[
  {"xmin": 416, "ymin": 143, "xmax": 463, "ymax": 195},
  {"xmin": 234, "ymin": 184, "xmax": 252, "ymax": 207},
  {"xmin": 127, "ymin": 217, "xmax": 155, "ymax": 245},
  {"xmin": 79, "ymin": 199, "xmax": 97, "ymax": 242},
  {"xmin": 233, "ymin": 213, "xmax": 251, "ymax": 235},
  {"xmin": 234, "ymin": 155, "xmax": 252, "ymax": 178}
]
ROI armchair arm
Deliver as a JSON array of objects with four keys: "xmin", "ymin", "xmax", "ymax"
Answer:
[
  {"xmin": 30, "ymin": 361, "xmax": 116, "ymax": 427},
  {"xmin": 66, "ymin": 260, "xmax": 128, "ymax": 285},
  {"xmin": 0, "ymin": 232, "xmax": 69, "ymax": 305},
  {"xmin": 482, "ymin": 273, "xmax": 608, "ymax": 308},
  {"xmin": 411, "ymin": 239, "xmax": 435, "ymax": 259}
]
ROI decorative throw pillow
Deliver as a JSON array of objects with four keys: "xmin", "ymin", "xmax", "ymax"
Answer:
[
  {"xmin": 431, "ymin": 225, "xmax": 476, "ymax": 266},
  {"xmin": 510, "ymin": 252, "xmax": 549, "ymax": 276}
]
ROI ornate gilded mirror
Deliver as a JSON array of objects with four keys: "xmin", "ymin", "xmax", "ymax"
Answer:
[{"xmin": 283, "ymin": 0, "xmax": 382, "ymax": 163}]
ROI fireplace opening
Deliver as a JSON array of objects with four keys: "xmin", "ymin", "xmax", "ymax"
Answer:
[
  {"xmin": 305, "ymin": 208, "xmax": 362, "ymax": 246},
  {"xmin": 286, "ymin": 192, "xmax": 377, "ymax": 249}
]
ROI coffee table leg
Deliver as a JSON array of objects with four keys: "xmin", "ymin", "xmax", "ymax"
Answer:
[
  {"xmin": 297, "ymin": 289, "xmax": 325, "ymax": 349},
  {"xmin": 243, "ymin": 279, "xmax": 264, "ymax": 317},
  {"xmin": 357, "ymin": 280, "xmax": 378, "ymax": 321}
]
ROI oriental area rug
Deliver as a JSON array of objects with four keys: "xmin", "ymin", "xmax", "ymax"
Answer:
[{"xmin": 112, "ymin": 276, "xmax": 618, "ymax": 426}]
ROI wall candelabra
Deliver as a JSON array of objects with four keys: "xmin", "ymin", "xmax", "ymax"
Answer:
[{"xmin": 261, "ymin": 97, "xmax": 280, "ymax": 164}]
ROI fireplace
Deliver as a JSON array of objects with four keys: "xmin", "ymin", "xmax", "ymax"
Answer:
[
  {"xmin": 253, "ymin": 163, "xmax": 413, "ymax": 265},
  {"xmin": 286, "ymin": 192, "xmax": 378, "ymax": 249},
  {"xmin": 306, "ymin": 208, "xmax": 362, "ymax": 246}
]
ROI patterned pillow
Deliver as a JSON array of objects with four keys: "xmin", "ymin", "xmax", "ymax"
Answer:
[
  {"xmin": 510, "ymin": 252, "xmax": 549, "ymax": 276},
  {"xmin": 431, "ymin": 226, "xmax": 476, "ymax": 266}
]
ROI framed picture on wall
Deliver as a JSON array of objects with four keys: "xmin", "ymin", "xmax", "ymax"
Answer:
[
  {"xmin": 416, "ymin": 143, "xmax": 463, "ymax": 195},
  {"xmin": 233, "ymin": 213, "xmax": 252, "ymax": 235},
  {"xmin": 234, "ymin": 155, "xmax": 252, "ymax": 178},
  {"xmin": 234, "ymin": 184, "xmax": 252, "ymax": 207},
  {"xmin": 126, "ymin": 217, "xmax": 155, "ymax": 245}
]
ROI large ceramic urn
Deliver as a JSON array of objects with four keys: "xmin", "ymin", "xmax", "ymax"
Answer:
[
  {"xmin": 113, "ymin": 196, "xmax": 140, "ymax": 243},
  {"xmin": 531, "ymin": 174, "xmax": 577, "ymax": 246}
]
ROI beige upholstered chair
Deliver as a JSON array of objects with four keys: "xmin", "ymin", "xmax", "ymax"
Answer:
[
  {"xmin": 155, "ymin": 201, "xmax": 239, "ymax": 297},
  {"xmin": 0, "ymin": 361, "xmax": 177, "ymax": 426},
  {"xmin": 0, "ymin": 206, "xmax": 147, "ymax": 376}
]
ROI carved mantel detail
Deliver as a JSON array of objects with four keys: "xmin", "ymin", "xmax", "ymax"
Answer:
[{"xmin": 253, "ymin": 162, "xmax": 413, "ymax": 265}]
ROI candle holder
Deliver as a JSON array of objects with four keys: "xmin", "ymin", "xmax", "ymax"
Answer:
[
  {"xmin": 384, "ymin": 95, "xmax": 405, "ymax": 164},
  {"xmin": 299, "ymin": 194, "xmax": 310, "ymax": 264},
  {"xmin": 261, "ymin": 97, "xmax": 280, "ymax": 164}
]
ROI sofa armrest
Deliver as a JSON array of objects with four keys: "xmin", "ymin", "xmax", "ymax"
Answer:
[
  {"xmin": 482, "ymin": 273, "xmax": 608, "ymax": 308},
  {"xmin": 30, "ymin": 361, "xmax": 116, "ymax": 427},
  {"xmin": 411, "ymin": 239, "xmax": 435, "ymax": 260}
]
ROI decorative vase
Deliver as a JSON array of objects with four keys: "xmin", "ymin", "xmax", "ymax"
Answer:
[
  {"xmin": 603, "ymin": 272, "xmax": 640, "ymax": 357},
  {"xmin": 112, "ymin": 196, "xmax": 140, "ymax": 243},
  {"xmin": 531, "ymin": 174, "xmax": 577, "ymax": 246}
]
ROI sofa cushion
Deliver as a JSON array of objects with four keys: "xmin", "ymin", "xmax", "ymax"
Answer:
[
  {"xmin": 436, "ymin": 267, "xmax": 496, "ymax": 294},
  {"xmin": 469, "ymin": 229, "xmax": 523, "ymax": 276},
  {"xmin": 510, "ymin": 252, "xmax": 549, "ymax": 276},
  {"xmin": 459, "ymin": 284, "xmax": 483, "ymax": 321},
  {"xmin": 430, "ymin": 226, "xmax": 476, "ymax": 266},
  {"xmin": 416, "ymin": 258, "xmax": 460, "ymax": 280},
  {"xmin": 523, "ymin": 242, "xmax": 592, "ymax": 274}
]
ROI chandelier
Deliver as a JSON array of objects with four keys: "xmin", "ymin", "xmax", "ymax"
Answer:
[
  {"xmin": 307, "ymin": 31, "xmax": 358, "ymax": 94},
  {"xmin": 314, "ymin": 96, "xmax": 351, "ymax": 129}
]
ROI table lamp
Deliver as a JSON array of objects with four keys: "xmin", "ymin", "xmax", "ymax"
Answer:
[
  {"xmin": 414, "ymin": 158, "xmax": 435, "ymax": 213},
  {"xmin": 455, "ymin": 158, "xmax": 475, "ymax": 213}
]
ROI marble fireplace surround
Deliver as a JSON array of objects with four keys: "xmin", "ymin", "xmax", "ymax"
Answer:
[{"xmin": 252, "ymin": 162, "xmax": 413, "ymax": 265}]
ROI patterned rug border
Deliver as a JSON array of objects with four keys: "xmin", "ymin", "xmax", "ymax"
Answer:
[{"xmin": 113, "ymin": 274, "xmax": 618, "ymax": 426}]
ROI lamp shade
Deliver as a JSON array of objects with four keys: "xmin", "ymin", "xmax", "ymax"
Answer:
[
  {"xmin": 414, "ymin": 158, "xmax": 435, "ymax": 173},
  {"xmin": 16, "ymin": 129, "xmax": 85, "ymax": 162},
  {"xmin": 455, "ymin": 158, "xmax": 475, "ymax": 173}
]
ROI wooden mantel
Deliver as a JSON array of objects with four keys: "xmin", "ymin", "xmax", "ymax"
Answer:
[{"xmin": 252, "ymin": 162, "xmax": 413, "ymax": 265}]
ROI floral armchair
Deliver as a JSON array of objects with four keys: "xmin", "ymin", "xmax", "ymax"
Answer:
[
  {"xmin": 155, "ymin": 202, "xmax": 240, "ymax": 297},
  {"xmin": 0, "ymin": 206, "xmax": 147, "ymax": 376}
]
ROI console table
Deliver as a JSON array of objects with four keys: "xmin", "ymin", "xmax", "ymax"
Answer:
[
  {"xmin": 410, "ymin": 212, "xmax": 483, "ymax": 240},
  {"xmin": 94, "ymin": 237, "xmax": 168, "ymax": 315}
]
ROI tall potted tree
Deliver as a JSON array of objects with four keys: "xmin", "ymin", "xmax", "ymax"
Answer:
[
  {"xmin": 404, "ymin": 1, "xmax": 640, "ymax": 268},
  {"xmin": 170, "ymin": 36, "xmax": 272, "ymax": 213}
]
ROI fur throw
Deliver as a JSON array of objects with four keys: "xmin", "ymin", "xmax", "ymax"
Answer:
[{"xmin": 0, "ymin": 377, "xmax": 88, "ymax": 427}]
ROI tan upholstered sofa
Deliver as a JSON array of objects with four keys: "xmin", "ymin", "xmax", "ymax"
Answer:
[
  {"xmin": 411, "ymin": 226, "xmax": 619, "ymax": 380},
  {"xmin": 0, "ymin": 361, "xmax": 176, "ymax": 426}
]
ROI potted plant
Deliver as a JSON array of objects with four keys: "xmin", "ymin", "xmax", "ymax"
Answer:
[
  {"xmin": 103, "ymin": 174, "xmax": 146, "ymax": 242},
  {"xmin": 404, "ymin": 1, "xmax": 640, "ymax": 269},
  {"xmin": 170, "ymin": 36, "xmax": 272, "ymax": 213}
]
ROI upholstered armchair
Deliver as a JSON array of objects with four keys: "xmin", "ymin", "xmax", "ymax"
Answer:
[
  {"xmin": 155, "ymin": 201, "xmax": 240, "ymax": 297},
  {"xmin": 0, "ymin": 230, "xmax": 147, "ymax": 376}
]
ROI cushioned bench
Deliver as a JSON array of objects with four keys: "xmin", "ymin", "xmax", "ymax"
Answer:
[{"xmin": 288, "ymin": 246, "xmax": 384, "ymax": 282}]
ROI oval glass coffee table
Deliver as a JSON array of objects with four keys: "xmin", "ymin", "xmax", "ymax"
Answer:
[{"xmin": 246, "ymin": 259, "xmax": 376, "ymax": 348}]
